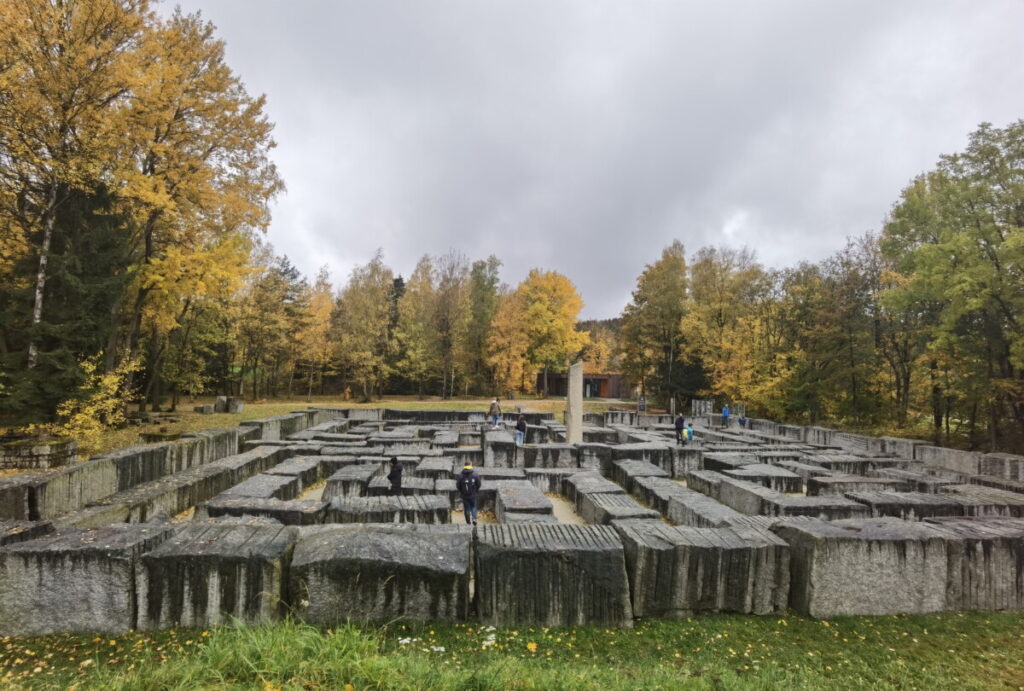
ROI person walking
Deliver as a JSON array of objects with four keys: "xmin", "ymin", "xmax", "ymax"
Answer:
[
  {"xmin": 721, "ymin": 404, "xmax": 730, "ymax": 428},
  {"xmin": 674, "ymin": 413, "xmax": 686, "ymax": 445},
  {"xmin": 515, "ymin": 415, "xmax": 527, "ymax": 446},
  {"xmin": 457, "ymin": 464, "xmax": 482, "ymax": 525},
  {"xmin": 387, "ymin": 457, "xmax": 403, "ymax": 496},
  {"xmin": 488, "ymin": 398, "xmax": 502, "ymax": 428}
]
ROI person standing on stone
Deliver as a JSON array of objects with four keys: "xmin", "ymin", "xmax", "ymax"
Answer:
[
  {"xmin": 387, "ymin": 457, "xmax": 403, "ymax": 496},
  {"xmin": 721, "ymin": 404, "xmax": 730, "ymax": 428},
  {"xmin": 686, "ymin": 422, "xmax": 695, "ymax": 443},
  {"xmin": 514, "ymin": 415, "xmax": 527, "ymax": 446},
  {"xmin": 457, "ymin": 464, "xmax": 482, "ymax": 525},
  {"xmin": 674, "ymin": 413, "xmax": 686, "ymax": 445},
  {"xmin": 488, "ymin": 398, "xmax": 502, "ymax": 429}
]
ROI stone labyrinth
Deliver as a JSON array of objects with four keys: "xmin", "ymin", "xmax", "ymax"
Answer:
[{"xmin": 1, "ymin": 407, "xmax": 1023, "ymax": 636}]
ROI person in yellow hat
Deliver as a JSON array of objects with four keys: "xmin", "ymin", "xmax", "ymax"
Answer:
[{"xmin": 456, "ymin": 464, "xmax": 482, "ymax": 525}]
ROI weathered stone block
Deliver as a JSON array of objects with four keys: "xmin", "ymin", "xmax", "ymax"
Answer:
[
  {"xmin": 476, "ymin": 524, "xmax": 633, "ymax": 627},
  {"xmin": 0, "ymin": 525, "xmax": 175, "ymax": 636},
  {"xmin": 925, "ymin": 516, "xmax": 1024, "ymax": 611},
  {"xmin": 524, "ymin": 467, "xmax": 580, "ymax": 494},
  {"xmin": 562, "ymin": 471, "xmax": 626, "ymax": 513},
  {"xmin": 291, "ymin": 524, "xmax": 471, "ymax": 622},
  {"xmin": 580, "ymin": 493, "xmax": 660, "ymax": 525},
  {"xmin": 611, "ymin": 459, "xmax": 670, "ymax": 494},
  {"xmin": 264, "ymin": 456, "xmax": 324, "ymax": 489},
  {"xmin": 220, "ymin": 473, "xmax": 300, "ymax": 501},
  {"xmin": 722, "ymin": 464, "xmax": 802, "ymax": 493},
  {"xmin": 322, "ymin": 464, "xmax": 382, "ymax": 500},
  {"xmin": 775, "ymin": 518, "xmax": 951, "ymax": 617},
  {"xmin": 665, "ymin": 489, "xmax": 747, "ymax": 528},
  {"xmin": 366, "ymin": 476, "xmax": 436, "ymax": 497},
  {"xmin": 495, "ymin": 484, "xmax": 553, "ymax": 522},
  {"xmin": 325, "ymin": 495, "xmax": 451, "ymax": 524},
  {"xmin": 202, "ymin": 496, "xmax": 327, "ymax": 525},
  {"xmin": 614, "ymin": 520, "xmax": 789, "ymax": 618},
  {"xmin": 136, "ymin": 522, "xmax": 297, "ymax": 629}
]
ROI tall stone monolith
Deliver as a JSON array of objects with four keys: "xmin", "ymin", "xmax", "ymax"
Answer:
[{"xmin": 565, "ymin": 361, "xmax": 583, "ymax": 444}]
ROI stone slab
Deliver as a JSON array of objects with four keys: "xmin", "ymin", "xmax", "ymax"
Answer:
[
  {"xmin": 475, "ymin": 524, "xmax": 633, "ymax": 627},
  {"xmin": 580, "ymin": 493, "xmax": 660, "ymax": 525},
  {"xmin": 614, "ymin": 519, "xmax": 789, "ymax": 617},
  {"xmin": 0, "ymin": 525, "xmax": 176, "ymax": 636},
  {"xmin": 611, "ymin": 459, "xmax": 671, "ymax": 494},
  {"xmin": 290, "ymin": 524, "xmax": 471, "ymax": 622},
  {"xmin": 325, "ymin": 495, "xmax": 451, "ymax": 524},
  {"xmin": 202, "ymin": 496, "xmax": 327, "ymax": 525},
  {"xmin": 322, "ymin": 464, "xmax": 382, "ymax": 500},
  {"xmin": 495, "ymin": 484, "xmax": 554, "ymax": 522},
  {"xmin": 136, "ymin": 522, "xmax": 298, "ymax": 629},
  {"xmin": 807, "ymin": 475, "xmax": 911, "ymax": 496}
]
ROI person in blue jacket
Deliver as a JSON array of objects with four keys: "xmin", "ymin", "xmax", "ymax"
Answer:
[{"xmin": 721, "ymin": 405, "xmax": 730, "ymax": 428}]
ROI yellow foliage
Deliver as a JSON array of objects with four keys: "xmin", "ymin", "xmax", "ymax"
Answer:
[{"xmin": 47, "ymin": 357, "xmax": 141, "ymax": 458}]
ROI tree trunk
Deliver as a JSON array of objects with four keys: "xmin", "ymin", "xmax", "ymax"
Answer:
[{"xmin": 27, "ymin": 185, "xmax": 59, "ymax": 369}]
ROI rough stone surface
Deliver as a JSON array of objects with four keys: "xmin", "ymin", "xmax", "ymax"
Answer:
[
  {"xmin": 775, "ymin": 518, "xmax": 951, "ymax": 617},
  {"xmin": 475, "ymin": 524, "xmax": 633, "ymax": 627},
  {"xmin": 219, "ymin": 473, "xmax": 300, "ymax": 501},
  {"xmin": 264, "ymin": 457, "xmax": 324, "ymax": 489},
  {"xmin": 322, "ymin": 464, "xmax": 382, "ymax": 500},
  {"xmin": 562, "ymin": 471, "xmax": 626, "ymax": 512},
  {"xmin": 665, "ymin": 489, "xmax": 747, "ymax": 528},
  {"xmin": 325, "ymin": 495, "xmax": 451, "ymax": 524},
  {"xmin": 807, "ymin": 475, "xmax": 910, "ymax": 496},
  {"xmin": 366, "ymin": 476, "xmax": 436, "ymax": 497},
  {"xmin": 0, "ymin": 519, "xmax": 54, "ymax": 545},
  {"xmin": 501, "ymin": 512, "xmax": 560, "ymax": 524},
  {"xmin": 580, "ymin": 493, "xmax": 660, "ymax": 525},
  {"xmin": 924, "ymin": 516, "xmax": 1024, "ymax": 611},
  {"xmin": 0, "ymin": 525, "xmax": 176, "ymax": 635},
  {"xmin": 614, "ymin": 519, "xmax": 789, "ymax": 617},
  {"xmin": 495, "ymin": 484, "xmax": 553, "ymax": 522},
  {"xmin": 611, "ymin": 459, "xmax": 671, "ymax": 494},
  {"xmin": 202, "ymin": 496, "xmax": 327, "ymax": 525},
  {"xmin": 524, "ymin": 468, "xmax": 581, "ymax": 493},
  {"xmin": 290, "ymin": 524, "xmax": 471, "ymax": 622},
  {"xmin": 722, "ymin": 464, "xmax": 802, "ymax": 493},
  {"xmin": 137, "ymin": 522, "xmax": 297, "ymax": 629}
]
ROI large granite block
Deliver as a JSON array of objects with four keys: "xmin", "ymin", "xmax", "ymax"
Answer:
[
  {"xmin": 264, "ymin": 456, "xmax": 324, "ymax": 489},
  {"xmin": 631, "ymin": 476, "xmax": 690, "ymax": 515},
  {"xmin": 325, "ymin": 495, "xmax": 451, "ymax": 524},
  {"xmin": 924, "ymin": 516, "xmax": 1024, "ymax": 611},
  {"xmin": 614, "ymin": 520, "xmax": 789, "ymax": 618},
  {"xmin": 495, "ymin": 484, "xmax": 553, "ymax": 522},
  {"xmin": 562, "ymin": 471, "xmax": 626, "ymax": 513},
  {"xmin": 0, "ymin": 525, "xmax": 175, "ymax": 635},
  {"xmin": 366, "ymin": 476, "xmax": 436, "ymax": 497},
  {"xmin": 415, "ymin": 458, "xmax": 458, "ymax": 480},
  {"xmin": 685, "ymin": 470, "xmax": 727, "ymax": 500},
  {"xmin": 611, "ymin": 459, "xmax": 671, "ymax": 494},
  {"xmin": 519, "ymin": 443, "xmax": 578, "ymax": 469},
  {"xmin": 722, "ymin": 464, "xmax": 802, "ymax": 493},
  {"xmin": 665, "ymin": 489, "xmax": 747, "ymax": 528},
  {"xmin": 202, "ymin": 496, "xmax": 327, "ymax": 525},
  {"xmin": 807, "ymin": 475, "xmax": 911, "ymax": 496},
  {"xmin": 524, "ymin": 467, "xmax": 581, "ymax": 493},
  {"xmin": 702, "ymin": 453, "xmax": 757, "ymax": 473},
  {"xmin": 0, "ymin": 519, "xmax": 54, "ymax": 545},
  {"xmin": 775, "ymin": 518, "xmax": 951, "ymax": 617},
  {"xmin": 291, "ymin": 524, "xmax": 471, "ymax": 622},
  {"xmin": 580, "ymin": 493, "xmax": 660, "ymax": 525},
  {"xmin": 475, "ymin": 524, "xmax": 633, "ymax": 627},
  {"xmin": 136, "ymin": 522, "xmax": 297, "ymax": 629},
  {"xmin": 846, "ymin": 491, "xmax": 977, "ymax": 520},
  {"xmin": 870, "ymin": 468, "xmax": 957, "ymax": 493},
  {"xmin": 219, "ymin": 473, "xmax": 300, "ymax": 501},
  {"xmin": 322, "ymin": 464, "xmax": 382, "ymax": 500}
]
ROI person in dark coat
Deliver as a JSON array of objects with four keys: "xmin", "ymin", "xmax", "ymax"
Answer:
[
  {"xmin": 674, "ymin": 413, "xmax": 686, "ymax": 445},
  {"xmin": 456, "ymin": 464, "xmax": 482, "ymax": 525},
  {"xmin": 515, "ymin": 415, "xmax": 527, "ymax": 446},
  {"xmin": 387, "ymin": 457, "xmax": 403, "ymax": 496}
]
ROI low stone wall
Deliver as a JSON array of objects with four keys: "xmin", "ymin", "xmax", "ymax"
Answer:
[{"xmin": 0, "ymin": 439, "xmax": 78, "ymax": 469}]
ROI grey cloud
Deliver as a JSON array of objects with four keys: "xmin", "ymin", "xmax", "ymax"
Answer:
[{"xmin": 167, "ymin": 0, "xmax": 1024, "ymax": 318}]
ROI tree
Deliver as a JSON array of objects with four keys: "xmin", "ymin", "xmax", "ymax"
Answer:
[
  {"xmin": 517, "ymin": 269, "xmax": 589, "ymax": 395},
  {"xmin": 395, "ymin": 256, "xmax": 438, "ymax": 396},
  {"xmin": 486, "ymin": 289, "xmax": 531, "ymax": 395},
  {"xmin": 462, "ymin": 256, "xmax": 502, "ymax": 394},
  {"xmin": 619, "ymin": 240, "xmax": 689, "ymax": 407},
  {"xmin": 433, "ymin": 251, "xmax": 471, "ymax": 398},
  {"xmin": 295, "ymin": 267, "xmax": 333, "ymax": 400},
  {"xmin": 333, "ymin": 252, "xmax": 395, "ymax": 401},
  {"xmin": 881, "ymin": 121, "xmax": 1024, "ymax": 449}
]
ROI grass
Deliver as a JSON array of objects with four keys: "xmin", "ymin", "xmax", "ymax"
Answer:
[{"xmin": 1, "ymin": 612, "xmax": 1021, "ymax": 689}]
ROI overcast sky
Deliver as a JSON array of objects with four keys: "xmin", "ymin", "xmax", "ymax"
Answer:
[{"xmin": 165, "ymin": 1, "xmax": 1024, "ymax": 319}]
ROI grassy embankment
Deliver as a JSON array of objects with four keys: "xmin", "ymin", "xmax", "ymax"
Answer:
[{"xmin": 1, "ymin": 612, "xmax": 1021, "ymax": 689}]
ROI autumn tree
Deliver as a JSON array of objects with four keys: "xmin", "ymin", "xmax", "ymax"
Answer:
[
  {"xmin": 333, "ymin": 252, "xmax": 395, "ymax": 401},
  {"xmin": 295, "ymin": 267, "xmax": 334, "ymax": 400},
  {"xmin": 461, "ymin": 256, "xmax": 502, "ymax": 394},
  {"xmin": 486, "ymin": 288, "xmax": 532, "ymax": 395},
  {"xmin": 395, "ymin": 256, "xmax": 439, "ymax": 396},
  {"xmin": 619, "ymin": 240, "xmax": 691, "ymax": 407}
]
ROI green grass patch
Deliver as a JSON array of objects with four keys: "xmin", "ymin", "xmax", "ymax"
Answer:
[{"xmin": 2, "ymin": 612, "xmax": 1021, "ymax": 689}]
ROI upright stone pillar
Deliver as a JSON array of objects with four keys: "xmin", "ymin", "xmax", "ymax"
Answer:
[{"xmin": 565, "ymin": 361, "xmax": 584, "ymax": 444}]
